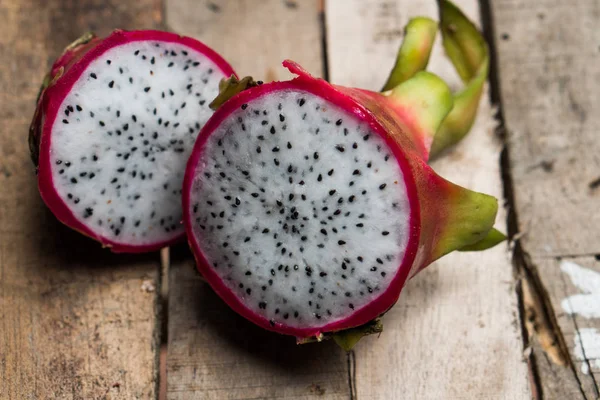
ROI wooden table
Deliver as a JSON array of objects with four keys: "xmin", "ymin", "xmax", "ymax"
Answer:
[{"xmin": 1, "ymin": 0, "xmax": 598, "ymax": 398}]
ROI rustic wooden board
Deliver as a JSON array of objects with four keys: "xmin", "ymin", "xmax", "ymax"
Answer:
[
  {"xmin": 0, "ymin": 0, "xmax": 162, "ymax": 399},
  {"xmin": 326, "ymin": 0, "xmax": 531, "ymax": 398},
  {"xmin": 165, "ymin": 2, "xmax": 351, "ymax": 399},
  {"xmin": 492, "ymin": 0, "xmax": 600, "ymax": 398},
  {"xmin": 165, "ymin": 0, "xmax": 324, "ymax": 81}
]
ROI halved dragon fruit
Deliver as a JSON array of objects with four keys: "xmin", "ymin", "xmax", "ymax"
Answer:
[
  {"xmin": 181, "ymin": 1, "xmax": 500, "ymax": 345},
  {"xmin": 182, "ymin": 57, "xmax": 502, "ymax": 343},
  {"xmin": 29, "ymin": 30, "xmax": 236, "ymax": 252}
]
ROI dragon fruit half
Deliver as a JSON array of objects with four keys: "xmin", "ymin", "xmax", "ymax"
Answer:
[
  {"xmin": 29, "ymin": 30, "xmax": 235, "ymax": 252},
  {"xmin": 181, "ymin": 1, "xmax": 501, "ymax": 346}
]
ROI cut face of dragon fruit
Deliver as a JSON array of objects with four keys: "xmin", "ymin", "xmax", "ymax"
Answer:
[
  {"xmin": 183, "ymin": 61, "xmax": 501, "ymax": 340},
  {"xmin": 188, "ymin": 90, "xmax": 413, "ymax": 331},
  {"xmin": 31, "ymin": 30, "xmax": 236, "ymax": 252}
]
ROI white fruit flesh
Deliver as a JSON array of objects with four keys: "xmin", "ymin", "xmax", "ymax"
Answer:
[
  {"xmin": 50, "ymin": 41, "xmax": 227, "ymax": 245},
  {"xmin": 188, "ymin": 90, "xmax": 411, "ymax": 328}
]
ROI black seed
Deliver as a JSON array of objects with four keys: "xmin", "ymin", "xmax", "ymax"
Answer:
[
  {"xmin": 246, "ymin": 288, "xmax": 251, "ymax": 295},
  {"xmin": 317, "ymin": 174, "xmax": 322, "ymax": 182},
  {"xmin": 83, "ymin": 208, "xmax": 93, "ymax": 218},
  {"xmin": 353, "ymin": 169, "xmax": 361, "ymax": 175},
  {"xmin": 335, "ymin": 144, "xmax": 345, "ymax": 152},
  {"xmin": 329, "ymin": 189, "xmax": 336, "ymax": 196},
  {"xmin": 338, "ymin": 240, "xmax": 346, "ymax": 245},
  {"xmin": 379, "ymin": 183, "xmax": 387, "ymax": 190},
  {"xmin": 298, "ymin": 98, "xmax": 305, "ymax": 106},
  {"xmin": 108, "ymin": 80, "xmax": 114, "ymax": 88},
  {"xmin": 272, "ymin": 146, "xmax": 280, "ymax": 152},
  {"xmin": 381, "ymin": 271, "xmax": 387, "ymax": 277},
  {"xmin": 90, "ymin": 73, "xmax": 97, "ymax": 79},
  {"xmin": 352, "ymin": 142, "xmax": 358, "ymax": 149},
  {"xmin": 70, "ymin": 177, "xmax": 77, "ymax": 184},
  {"xmin": 356, "ymin": 223, "xmax": 364, "ymax": 228},
  {"xmin": 313, "ymin": 152, "xmax": 319, "ymax": 160},
  {"xmin": 382, "ymin": 231, "xmax": 390, "ymax": 236},
  {"xmin": 363, "ymin": 134, "xmax": 370, "ymax": 141},
  {"xmin": 144, "ymin": 86, "xmax": 151, "ymax": 92},
  {"xmin": 270, "ymin": 126, "xmax": 276, "ymax": 134}
]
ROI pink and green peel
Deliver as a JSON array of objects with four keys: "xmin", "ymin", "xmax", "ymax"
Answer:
[{"xmin": 381, "ymin": 0, "xmax": 490, "ymax": 159}]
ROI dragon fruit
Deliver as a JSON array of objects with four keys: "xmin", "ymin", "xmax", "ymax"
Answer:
[
  {"xmin": 29, "ymin": 30, "xmax": 236, "ymax": 252},
  {"xmin": 180, "ymin": 0, "xmax": 500, "ymax": 346},
  {"xmin": 182, "ymin": 56, "xmax": 503, "ymax": 343}
]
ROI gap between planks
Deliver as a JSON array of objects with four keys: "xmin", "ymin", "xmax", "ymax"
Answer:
[{"xmin": 490, "ymin": 0, "xmax": 600, "ymax": 398}]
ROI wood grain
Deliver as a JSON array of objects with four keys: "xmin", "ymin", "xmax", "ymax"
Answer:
[
  {"xmin": 326, "ymin": 0, "xmax": 531, "ymax": 398},
  {"xmin": 164, "ymin": 2, "xmax": 350, "ymax": 399},
  {"xmin": 165, "ymin": 0, "xmax": 324, "ymax": 80},
  {"xmin": 492, "ymin": 0, "xmax": 600, "ymax": 398},
  {"xmin": 0, "ymin": 0, "xmax": 162, "ymax": 398}
]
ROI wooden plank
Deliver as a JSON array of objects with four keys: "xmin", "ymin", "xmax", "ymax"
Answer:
[
  {"xmin": 0, "ymin": 1, "xmax": 162, "ymax": 399},
  {"xmin": 326, "ymin": 0, "xmax": 531, "ymax": 398},
  {"xmin": 165, "ymin": 2, "xmax": 350, "ymax": 399},
  {"xmin": 492, "ymin": 0, "xmax": 600, "ymax": 259},
  {"xmin": 492, "ymin": 0, "xmax": 600, "ymax": 398},
  {"xmin": 165, "ymin": 0, "xmax": 324, "ymax": 80}
]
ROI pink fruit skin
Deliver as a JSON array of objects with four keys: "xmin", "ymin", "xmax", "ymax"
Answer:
[{"xmin": 32, "ymin": 30, "xmax": 237, "ymax": 253}]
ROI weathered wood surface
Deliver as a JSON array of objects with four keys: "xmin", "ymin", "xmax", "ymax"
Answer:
[
  {"xmin": 0, "ymin": 0, "xmax": 162, "ymax": 399},
  {"xmin": 165, "ymin": 2, "xmax": 351, "ymax": 399},
  {"xmin": 492, "ymin": 0, "xmax": 600, "ymax": 398},
  {"xmin": 327, "ymin": 0, "xmax": 530, "ymax": 398}
]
